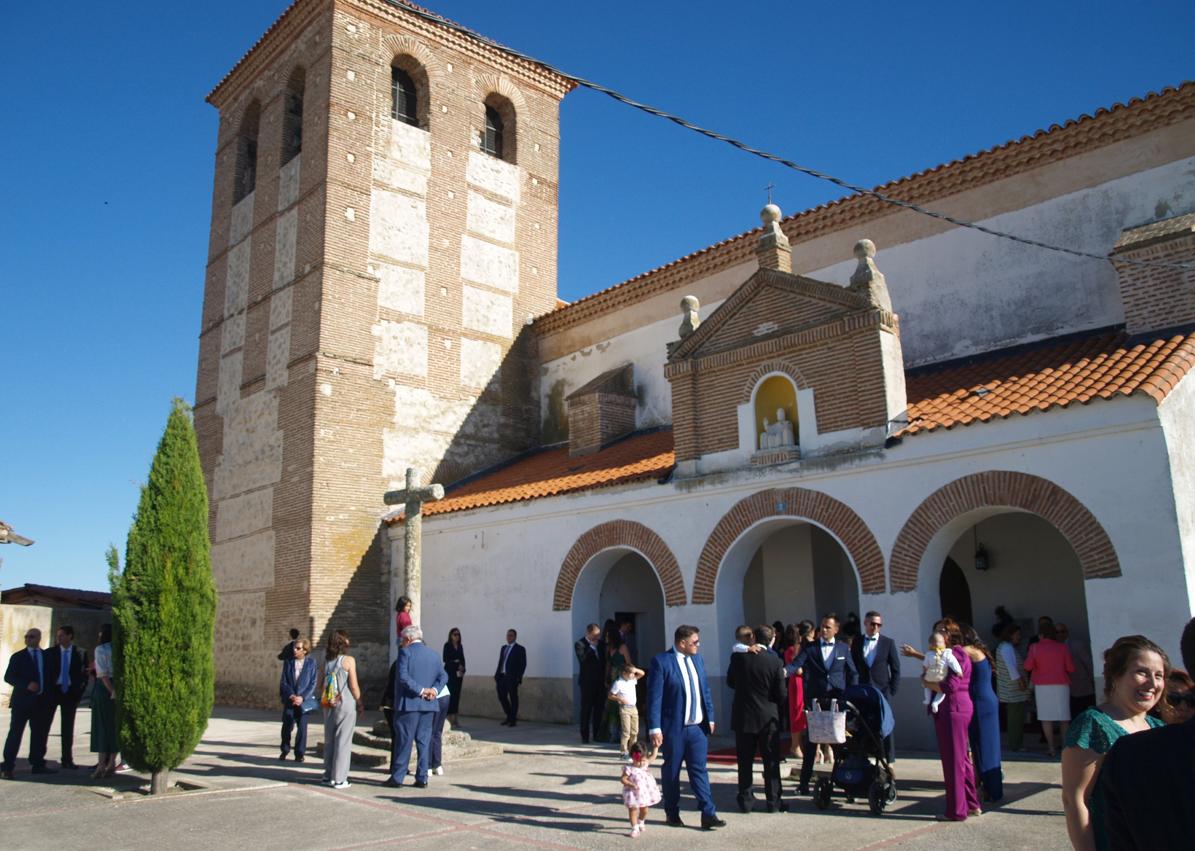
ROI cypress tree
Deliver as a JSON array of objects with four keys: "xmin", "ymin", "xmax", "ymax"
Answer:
[{"xmin": 112, "ymin": 399, "xmax": 216, "ymax": 794}]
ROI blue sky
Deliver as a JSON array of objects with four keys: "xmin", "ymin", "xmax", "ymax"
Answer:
[{"xmin": 1, "ymin": 0, "xmax": 1191, "ymax": 592}]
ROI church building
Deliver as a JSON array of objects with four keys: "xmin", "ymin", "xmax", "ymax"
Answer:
[{"xmin": 194, "ymin": 0, "xmax": 1195, "ymax": 745}]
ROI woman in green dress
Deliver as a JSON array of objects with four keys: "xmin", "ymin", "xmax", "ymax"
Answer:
[
  {"xmin": 1061, "ymin": 634, "xmax": 1169, "ymax": 851},
  {"xmin": 90, "ymin": 623, "xmax": 118, "ymax": 778}
]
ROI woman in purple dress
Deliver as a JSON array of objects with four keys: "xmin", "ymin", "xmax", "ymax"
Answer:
[{"xmin": 927, "ymin": 618, "xmax": 982, "ymax": 821}]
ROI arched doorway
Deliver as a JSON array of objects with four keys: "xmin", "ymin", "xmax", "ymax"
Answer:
[
  {"xmin": 741, "ymin": 523, "xmax": 860, "ymax": 629},
  {"xmin": 939, "ymin": 557, "xmax": 973, "ymax": 625},
  {"xmin": 568, "ymin": 549, "xmax": 667, "ymax": 676}
]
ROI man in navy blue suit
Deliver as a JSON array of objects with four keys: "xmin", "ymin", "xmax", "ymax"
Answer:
[
  {"xmin": 648, "ymin": 624, "xmax": 726, "ymax": 830},
  {"xmin": 494, "ymin": 629, "xmax": 526, "ymax": 726},
  {"xmin": 851, "ymin": 610, "xmax": 901, "ymax": 760},
  {"xmin": 385, "ymin": 625, "xmax": 448, "ymax": 789},
  {"xmin": 2, "ymin": 627, "xmax": 53, "ymax": 778},
  {"xmin": 787, "ymin": 613, "xmax": 858, "ymax": 795}
]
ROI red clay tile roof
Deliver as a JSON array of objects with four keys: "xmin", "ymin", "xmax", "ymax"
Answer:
[
  {"xmin": 387, "ymin": 429, "xmax": 676, "ymax": 523},
  {"xmin": 900, "ymin": 328, "xmax": 1195, "ymax": 436},
  {"xmin": 1, "ymin": 584, "xmax": 112, "ymax": 609},
  {"xmin": 400, "ymin": 328, "xmax": 1195, "ymax": 519}
]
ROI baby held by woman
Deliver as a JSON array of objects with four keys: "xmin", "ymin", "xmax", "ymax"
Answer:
[{"xmin": 923, "ymin": 630, "xmax": 962, "ymax": 712}]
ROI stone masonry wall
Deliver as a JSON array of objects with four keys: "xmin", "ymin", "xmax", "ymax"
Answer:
[{"xmin": 196, "ymin": 1, "xmax": 333, "ymax": 707}]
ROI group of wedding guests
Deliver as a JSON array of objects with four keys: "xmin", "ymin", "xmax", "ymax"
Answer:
[
  {"xmin": 275, "ymin": 605, "xmax": 470, "ymax": 790},
  {"xmin": 2, "ymin": 624, "xmax": 123, "ymax": 781}
]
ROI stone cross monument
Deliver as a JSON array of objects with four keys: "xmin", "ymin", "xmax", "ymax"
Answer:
[{"xmin": 383, "ymin": 467, "xmax": 444, "ymax": 621}]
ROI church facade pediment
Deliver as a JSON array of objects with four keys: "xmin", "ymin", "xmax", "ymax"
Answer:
[{"xmin": 665, "ymin": 238, "xmax": 907, "ymax": 478}]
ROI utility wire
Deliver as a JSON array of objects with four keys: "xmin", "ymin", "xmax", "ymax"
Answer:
[{"xmin": 391, "ymin": 1, "xmax": 1195, "ymax": 272}]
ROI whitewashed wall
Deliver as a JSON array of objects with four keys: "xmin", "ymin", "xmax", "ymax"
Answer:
[
  {"xmin": 397, "ymin": 394, "xmax": 1192, "ymax": 747},
  {"xmin": 539, "ymin": 156, "xmax": 1195, "ymax": 431}
]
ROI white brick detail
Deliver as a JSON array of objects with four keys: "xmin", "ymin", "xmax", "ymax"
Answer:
[
  {"xmin": 462, "ymin": 285, "xmax": 513, "ymax": 337},
  {"xmin": 460, "ymin": 234, "xmax": 518, "ymax": 293}
]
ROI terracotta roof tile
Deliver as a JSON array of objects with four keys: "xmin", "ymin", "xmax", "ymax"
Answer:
[
  {"xmin": 900, "ymin": 328, "xmax": 1195, "ymax": 436},
  {"xmin": 387, "ymin": 429, "xmax": 676, "ymax": 523},
  {"xmin": 404, "ymin": 328, "xmax": 1195, "ymax": 518}
]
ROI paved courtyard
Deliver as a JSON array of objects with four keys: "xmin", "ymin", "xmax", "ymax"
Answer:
[{"xmin": 0, "ymin": 707, "xmax": 1070, "ymax": 849}]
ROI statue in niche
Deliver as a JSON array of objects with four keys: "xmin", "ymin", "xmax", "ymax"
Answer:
[{"xmin": 759, "ymin": 407, "xmax": 796, "ymax": 450}]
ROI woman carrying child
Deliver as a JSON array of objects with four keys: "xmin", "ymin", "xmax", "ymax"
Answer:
[{"xmin": 620, "ymin": 741, "xmax": 662, "ymax": 838}]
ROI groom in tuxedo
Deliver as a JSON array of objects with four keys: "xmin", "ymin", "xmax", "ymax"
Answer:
[
  {"xmin": 787, "ymin": 613, "xmax": 858, "ymax": 794},
  {"xmin": 647, "ymin": 625, "xmax": 726, "ymax": 830}
]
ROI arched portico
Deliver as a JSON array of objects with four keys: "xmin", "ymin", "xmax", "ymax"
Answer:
[
  {"xmin": 889, "ymin": 471, "xmax": 1121, "ymax": 593},
  {"xmin": 553, "ymin": 520, "xmax": 686, "ymax": 611},
  {"xmin": 693, "ymin": 488, "xmax": 885, "ymax": 603}
]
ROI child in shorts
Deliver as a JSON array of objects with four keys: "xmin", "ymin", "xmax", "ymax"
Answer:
[{"xmin": 923, "ymin": 631, "xmax": 962, "ymax": 712}]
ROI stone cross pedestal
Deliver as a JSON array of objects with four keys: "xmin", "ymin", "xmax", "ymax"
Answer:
[{"xmin": 384, "ymin": 467, "xmax": 444, "ymax": 622}]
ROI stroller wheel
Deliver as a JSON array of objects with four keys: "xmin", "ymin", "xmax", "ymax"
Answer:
[
  {"xmin": 868, "ymin": 780, "xmax": 888, "ymax": 815},
  {"xmin": 886, "ymin": 779, "xmax": 898, "ymax": 804},
  {"xmin": 813, "ymin": 777, "xmax": 833, "ymax": 811}
]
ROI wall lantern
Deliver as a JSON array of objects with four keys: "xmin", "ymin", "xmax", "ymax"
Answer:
[{"xmin": 973, "ymin": 525, "xmax": 991, "ymax": 571}]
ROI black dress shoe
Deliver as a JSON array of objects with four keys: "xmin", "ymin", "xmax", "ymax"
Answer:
[
  {"xmin": 700, "ymin": 816, "xmax": 727, "ymax": 830},
  {"xmin": 295, "ymin": 755, "xmax": 305, "ymax": 763},
  {"xmin": 412, "ymin": 780, "xmax": 427, "ymax": 788},
  {"xmin": 507, "ymin": 720, "xmax": 517, "ymax": 727},
  {"xmin": 279, "ymin": 753, "xmax": 289, "ymax": 761},
  {"xmin": 665, "ymin": 816, "xmax": 685, "ymax": 827},
  {"xmin": 30, "ymin": 766, "xmax": 56, "ymax": 775},
  {"xmin": 736, "ymin": 797, "xmax": 753, "ymax": 814},
  {"xmin": 766, "ymin": 801, "xmax": 789, "ymax": 813},
  {"xmin": 0, "ymin": 770, "xmax": 14, "ymax": 780},
  {"xmin": 499, "ymin": 720, "xmax": 511, "ymax": 726},
  {"xmin": 382, "ymin": 778, "xmax": 401, "ymax": 788},
  {"xmin": 61, "ymin": 761, "xmax": 79, "ymax": 770},
  {"xmin": 797, "ymin": 785, "xmax": 810, "ymax": 796}
]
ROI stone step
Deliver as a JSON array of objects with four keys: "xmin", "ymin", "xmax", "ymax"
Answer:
[{"xmin": 316, "ymin": 716, "xmax": 502, "ymax": 769}]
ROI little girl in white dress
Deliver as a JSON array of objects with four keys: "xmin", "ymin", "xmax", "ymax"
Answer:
[{"xmin": 620, "ymin": 741, "xmax": 662, "ymax": 837}]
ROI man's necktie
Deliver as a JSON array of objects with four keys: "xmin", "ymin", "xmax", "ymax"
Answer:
[
  {"xmin": 34, "ymin": 649, "xmax": 43, "ymax": 692},
  {"xmin": 682, "ymin": 656, "xmax": 698, "ymax": 725},
  {"xmin": 59, "ymin": 649, "xmax": 70, "ymax": 692}
]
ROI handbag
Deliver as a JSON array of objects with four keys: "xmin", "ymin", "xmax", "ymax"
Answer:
[
  {"xmin": 300, "ymin": 695, "xmax": 319, "ymax": 714},
  {"xmin": 807, "ymin": 698, "xmax": 847, "ymax": 744}
]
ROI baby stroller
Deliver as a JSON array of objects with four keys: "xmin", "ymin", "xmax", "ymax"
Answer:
[{"xmin": 808, "ymin": 684, "xmax": 897, "ymax": 815}]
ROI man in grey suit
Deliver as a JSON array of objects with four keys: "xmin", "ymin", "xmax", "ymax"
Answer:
[{"xmin": 384, "ymin": 625, "xmax": 448, "ymax": 789}]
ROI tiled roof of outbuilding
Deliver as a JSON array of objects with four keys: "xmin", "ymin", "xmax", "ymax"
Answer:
[{"xmin": 395, "ymin": 327, "xmax": 1195, "ymax": 520}]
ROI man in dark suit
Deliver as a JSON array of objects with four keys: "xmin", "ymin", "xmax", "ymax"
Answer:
[
  {"xmin": 574, "ymin": 623, "xmax": 606, "ymax": 743},
  {"xmin": 647, "ymin": 624, "xmax": 725, "ymax": 830},
  {"xmin": 42, "ymin": 625, "xmax": 88, "ymax": 770},
  {"xmin": 851, "ymin": 610, "xmax": 901, "ymax": 760},
  {"xmin": 787, "ymin": 613, "xmax": 858, "ymax": 795},
  {"xmin": 494, "ymin": 628, "xmax": 526, "ymax": 726},
  {"xmin": 2, "ymin": 627, "xmax": 54, "ymax": 778},
  {"xmin": 1099, "ymin": 617, "xmax": 1195, "ymax": 848},
  {"xmin": 384, "ymin": 625, "xmax": 448, "ymax": 789},
  {"xmin": 727, "ymin": 624, "xmax": 787, "ymax": 814}
]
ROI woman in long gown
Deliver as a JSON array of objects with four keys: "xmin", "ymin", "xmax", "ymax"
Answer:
[
  {"xmin": 962, "ymin": 624, "xmax": 1003, "ymax": 802},
  {"xmin": 928, "ymin": 618, "xmax": 982, "ymax": 821}
]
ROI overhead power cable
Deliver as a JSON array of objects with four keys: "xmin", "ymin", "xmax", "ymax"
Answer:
[{"xmin": 390, "ymin": 2, "xmax": 1195, "ymax": 272}]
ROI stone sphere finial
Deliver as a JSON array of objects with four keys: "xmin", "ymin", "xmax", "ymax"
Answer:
[
  {"xmin": 681, "ymin": 295, "xmax": 700, "ymax": 312},
  {"xmin": 854, "ymin": 238, "xmax": 877, "ymax": 259},
  {"xmin": 761, "ymin": 204, "xmax": 782, "ymax": 225}
]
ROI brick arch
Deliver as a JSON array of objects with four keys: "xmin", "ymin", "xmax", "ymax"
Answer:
[
  {"xmin": 692, "ymin": 488, "xmax": 886, "ymax": 603},
  {"xmin": 889, "ymin": 471, "xmax": 1121, "ymax": 592},
  {"xmin": 739, "ymin": 360, "xmax": 808, "ymax": 403},
  {"xmin": 473, "ymin": 71, "xmax": 529, "ymax": 113},
  {"xmin": 381, "ymin": 34, "xmax": 445, "ymax": 81},
  {"xmin": 553, "ymin": 520, "xmax": 686, "ymax": 611}
]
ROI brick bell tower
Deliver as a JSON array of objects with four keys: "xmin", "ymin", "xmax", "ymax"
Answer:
[{"xmin": 195, "ymin": 0, "xmax": 573, "ymax": 703}]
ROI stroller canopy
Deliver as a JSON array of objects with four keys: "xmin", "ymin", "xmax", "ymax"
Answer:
[{"xmin": 843, "ymin": 684, "xmax": 896, "ymax": 738}]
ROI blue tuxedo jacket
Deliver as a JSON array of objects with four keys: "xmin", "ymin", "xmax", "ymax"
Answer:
[
  {"xmin": 396, "ymin": 641, "xmax": 448, "ymax": 713},
  {"xmin": 789, "ymin": 640, "xmax": 858, "ymax": 702},
  {"xmin": 279, "ymin": 656, "xmax": 317, "ymax": 706},
  {"xmin": 647, "ymin": 649, "xmax": 716, "ymax": 743}
]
